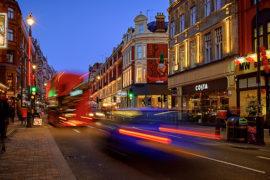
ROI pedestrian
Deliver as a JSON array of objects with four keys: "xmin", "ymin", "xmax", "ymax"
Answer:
[
  {"xmin": 9, "ymin": 101, "xmax": 15, "ymax": 123},
  {"xmin": 0, "ymin": 92, "xmax": 10, "ymax": 153},
  {"xmin": 21, "ymin": 106, "xmax": 27, "ymax": 126}
]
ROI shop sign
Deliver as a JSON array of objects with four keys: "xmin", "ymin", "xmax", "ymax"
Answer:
[
  {"xmin": 117, "ymin": 91, "xmax": 127, "ymax": 97},
  {"xmin": 235, "ymin": 50, "xmax": 270, "ymax": 75},
  {"xmin": 70, "ymin": 89, "xmax": 83, "ymax": 96},
  {"xmin": 0, "ymin": 13, "xmax": 7, "ymax": 49},
  {"xmin": 195, "ymin": 83, "xmax": 208, "ymax": 91}
]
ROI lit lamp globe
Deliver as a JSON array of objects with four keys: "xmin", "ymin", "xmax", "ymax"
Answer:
[
  {"xmin": 26, "ymin": 13, "xmax": 35, "ymax": 26},
  {"xmin": 32, "ymin": 65, "xmax": 37, "ymax": 70}
]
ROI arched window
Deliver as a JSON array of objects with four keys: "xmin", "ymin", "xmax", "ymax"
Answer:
[{"xmin": 252, "ymin": 9, "xmax": 270, "ymax": 50}]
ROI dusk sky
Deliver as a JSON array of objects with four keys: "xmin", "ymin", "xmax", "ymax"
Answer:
[{"xmin": 18, "ymin": 0, "xmax": 169, "ymax": 73}]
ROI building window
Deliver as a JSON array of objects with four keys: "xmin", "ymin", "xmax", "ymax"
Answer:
[
  {"xmin": 136, "ymin": 67, "xmax": 145, "ymax": 83},
  {"xmin": 204, "ymin": 33, "xmax": 212, "ymax": 63},
  {"xmin": 215, "ymin": 27, "xmax": 223, "ymax": 60},
  {"xmin": 190, "ymin": 6, "xmax": 197, "ymax": 26},
  {"xmin": 8, "ymin": 8, "xmax": 14, "ymax": 19},
  {"xmin": 252, "ymin": 0, "xmax": 261, "ymax": 5},
  {"xmin": 179, "ymin": 45, "xmax": 185, "ymax": 70},
  {"xmin": 138, "ymin": 24, "xmax": 144, "ymax": 34},
  {"xmin": 267, "ymin": 22, "xmax": 270, "ymax": 49},
  {"xmin": 204, "ymin": 0, "xmax": 211, "ymax": 17},
  {"xmin": 136, "ymin": 45, "xmax": 143, "ymax": 59},
  {"xmin": 6, "ymin": 52, "xmax": 14, "ymax": 63},
  {"xmin": 8, "ymin": 29, "xmax": 14, "ymax": 41},
  {"xmin": 253, "ymin": 25, "xmax": 264, "ymax": 51},
  {"xmin": 170, "ymin": 21, "xmax": 175, "ymax": 37},
  {"xmin": 214, "ymin": 0, "xmax": 222, "ymax": 11},
  {"xmin": 179, "ymin": 14, "xmax": 185, "ymax": 32}
]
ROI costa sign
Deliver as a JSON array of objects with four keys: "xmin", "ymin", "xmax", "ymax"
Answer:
[{"xmin": 195, "ymin": 83, "xmax": 208, "ymax": 91}]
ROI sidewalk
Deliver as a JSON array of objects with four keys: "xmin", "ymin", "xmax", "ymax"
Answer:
[
  {"xmin": 176, "ymin": 124, "xmax": 270, "ymax": 148},
  {"xmin": 0, "ymin": 125, "xmax": 76, "ymax": 179}
]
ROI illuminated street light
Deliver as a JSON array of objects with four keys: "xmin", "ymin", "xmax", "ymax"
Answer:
[
  {"xmin": 26, "ymin": 13, "xmax": 35, "ymax": 26},
  {"xmin": 32, "ymin": 64, "xmax": 37, "ymax": 70},
  {"xmin": 96, "ymin": 76, "xmax": 101, "ymax": 80}
]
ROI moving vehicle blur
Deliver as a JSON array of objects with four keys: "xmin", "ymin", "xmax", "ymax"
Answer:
[
  {"xmin": 95, "ymin": 108, "xmax": 221, "ymax": 160},
  {"xmin": 46, "ymin": 72, "xmax": 93, "ymax": 127}
]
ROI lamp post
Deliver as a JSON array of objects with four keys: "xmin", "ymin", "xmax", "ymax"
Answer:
[
  {"xmin": 26, "ymin": 13, "xmax": 35, "ymax": 128},
  {"xmin": 255, "ymin": 0, "xmax": 265, "ymax": 145},
  {"xmin": 26, "ymin": 13, "xmax": 35, "ymax": 89}
]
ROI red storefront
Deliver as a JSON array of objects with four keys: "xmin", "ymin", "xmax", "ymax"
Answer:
[{"xmin": 237, "ymin": 0, "xmax": 270, "ymax": 123}]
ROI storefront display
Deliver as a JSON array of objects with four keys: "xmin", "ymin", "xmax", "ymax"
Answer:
[{"xmin": 182, "ymin": 78, "xmax": 229, "ymax": 124}]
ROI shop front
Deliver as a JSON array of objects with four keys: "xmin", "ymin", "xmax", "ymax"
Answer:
[
  {"xmin": 123, "ymin": 84, "xmax": 171, "ymax": 109},
  {"xmin": 182, "ymin": 78, "xmax": 229, "ymax": 124},
  {"xmin": 235, "ymin": 50, "xmax": 270, "ymax": 121}
]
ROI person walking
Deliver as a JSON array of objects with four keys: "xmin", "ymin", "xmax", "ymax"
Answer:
[
  {"xmin": 21, "ymin": 106, "xmax": 27, "ymax": 126},
  {"xmin": 0, "ymin": 92, "xmax": 10, "ymax": 153},
  {"xmin": 9, "ymin": 102, "xmax": 15, "ymax": 123}
]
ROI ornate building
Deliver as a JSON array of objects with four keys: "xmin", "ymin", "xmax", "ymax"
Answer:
[
  {"xmin": 0, "ymin": 0, "xmax": 24, "ymax": 97},
  {"xmin": 121, "ymin": 13, "xmax": 169, "ymax": 108},
  {"xmin": 0, "ymin": 0, "xmax": 54, "ymax": 102},
  {"xmin": 168, "ymin": 0, "xmax": 238, "ymax": 123},
  {"xmin": 89, "ymin": 12, "xmax": 169, "ymax": 109}
]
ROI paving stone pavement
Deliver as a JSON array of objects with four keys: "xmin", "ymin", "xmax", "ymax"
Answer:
[{"xmin": 0, "ymin": 126, "xmax": 76, "ymax": 180}]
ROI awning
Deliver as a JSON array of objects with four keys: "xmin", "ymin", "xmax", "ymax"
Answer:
[{"xmin": 0, "ymin": 83, "xmax": 8, "ymax": 91}]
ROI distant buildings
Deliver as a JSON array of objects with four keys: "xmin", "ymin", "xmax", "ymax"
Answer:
[
  {"xmin": 0, "ymin": 0, "xmax": 55, "ymax": 102},
  {"xmin": 89, "ymin": 13, "xmax": 169, "ymax": 109}
]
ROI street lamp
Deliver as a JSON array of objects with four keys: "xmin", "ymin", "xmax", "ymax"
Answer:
[
  {"xmin": 26, "ymin": 13, "xmax": 35, "ymax": 87},
  {"xmin": 26, "ymin": 12, "xmax": 35, "ymax": 128},
  {"xmin": 255, "ymin": 0, "xmax": 265, "ymax": 145},
  {"xmin": 32, "ymin": 64, "xmax": 37, "ymax": 70}
]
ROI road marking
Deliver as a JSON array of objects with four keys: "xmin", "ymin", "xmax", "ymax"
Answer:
[
  {"xmin": 87, "ymin": 126, "xmax": 94, "ymax": 129},
  {"xmin": 257, "ymin": 156, "xmax": 270, "ymax": 160},
  {"xmin": 72, "ymin": 129, "xmax": 81, "ymax": 134},
  {"xmin": 175, "ymin": 149, "xmax": 266, "ymax": 174}
]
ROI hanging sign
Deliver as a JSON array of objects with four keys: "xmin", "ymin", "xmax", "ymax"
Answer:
[{"xmin": 0, "ymin": 13, "xmax": 7, "ymax": 48}]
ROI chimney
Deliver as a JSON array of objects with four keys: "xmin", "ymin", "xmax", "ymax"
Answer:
[{"xmin": 155, "ymin": 13, "xmax": 165, "ymax": 32}]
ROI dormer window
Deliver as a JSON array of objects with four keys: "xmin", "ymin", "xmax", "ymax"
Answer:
[{"xmin": 138, "ymin": 24, "xmax": 144, "ymax": 34}]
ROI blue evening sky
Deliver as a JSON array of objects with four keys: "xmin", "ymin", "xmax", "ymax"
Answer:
[{"xmin": 18, "ymin": 0, "xmax": 169, "ymax": 73}]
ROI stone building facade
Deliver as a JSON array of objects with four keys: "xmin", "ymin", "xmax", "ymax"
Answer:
[{"xmin": 168, "ymin": 0, "xmax": 238, "ymax": 123}]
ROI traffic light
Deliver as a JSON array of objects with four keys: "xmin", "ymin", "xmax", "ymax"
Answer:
[
  {"xmin": 128, "ymin": 89, "xmax": 134, "ymax": 100},
  {"xmin": 30, "ymin": 86, "xmax": 37, "ymax": 95}
]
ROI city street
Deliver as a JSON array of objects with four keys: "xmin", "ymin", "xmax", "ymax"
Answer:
[
  {"xmin": 50, "ymin": 125, "xmax": 270, "ymax": 180},
  {"xmin": 1, "ymin": 0, "xmax": 270, "ymax": 179}
]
